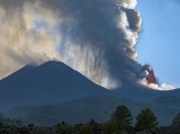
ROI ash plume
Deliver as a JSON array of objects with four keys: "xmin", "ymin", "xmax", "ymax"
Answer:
[
  {"xmin": 0, "ymin": 0, "xmax": 174, "ymax": 90},
  {"xmin": 138, "ymin": 65, "xmax": 175, "ymax": 90}
]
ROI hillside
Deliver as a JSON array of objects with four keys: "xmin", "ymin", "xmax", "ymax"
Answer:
[
  {"xmin": 115, "ymin": 85, "xmax": 180, "ymax": 102},
  {"xmin": 0, "ymin": 60, "xmax": 180, "ymax": 111},
  {"xmin": 3, "ymin": 96, "xmax": 180, "ymax": 126},
  {"xmin": 0, "ymin": 61, "xmax": 115, "ymax": 111}
]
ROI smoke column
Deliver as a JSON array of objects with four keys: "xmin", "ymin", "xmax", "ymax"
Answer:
[{"xmin": 0, "ymin": 0, "xmax": 174, "ymax": 90}]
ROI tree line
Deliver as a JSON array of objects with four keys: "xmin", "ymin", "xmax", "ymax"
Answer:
[
  {"xmin": 56, "ymin": 105, "xmax": 180, "ymax": 134},
  {"xmin": 0, "ymin": 105, "xmax": 180, "ymax": 134}
]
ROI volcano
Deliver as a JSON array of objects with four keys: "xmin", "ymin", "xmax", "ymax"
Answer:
[
  {"xmin": 0, "ymin": 61, "xmax": 115, "ymax": 111},
  {"xmin": 0, "ymin": 61, "xmax": 179, "ymax": 112}
]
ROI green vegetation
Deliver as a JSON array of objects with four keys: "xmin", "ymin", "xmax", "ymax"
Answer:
[
  {"xmin": 135, "ymin": 108, "xmax": 158, "ymax": 131},
  {"xmin": 172, "ymin": 113, "xmax": 180, "ymax": 126},
  {"xmin": 1, "ymin": 106, "xmax": 180, "ymax": 134},
  {"xmin": 79, "ymin": 124, "xmax": 93, "ymax": 134},
  {"xmin": 102, "ymin": 105, "xmax": 133, "ymax": 133},
  {"xmin": 56, "ymin": 122, "xmax": 73, "ymax": 134},
  {"xmin": 112, "ymin": 105, "xmax": 133, "ymax": 127},
  {"xmin": 0, "ymin": 113, "xmax": 23, "ymax": 127},
  {"xmin": 4, "ymin": 95, "xmax": 180, "ymax": 126}
]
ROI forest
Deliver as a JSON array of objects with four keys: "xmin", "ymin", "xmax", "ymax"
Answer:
[{"xmin": 1, "ymin": 105, "xmax": 180, "ymax": 134}]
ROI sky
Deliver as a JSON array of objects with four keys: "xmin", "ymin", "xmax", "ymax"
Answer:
[{"xmin": 135, "ymin": 0, "xmax": 180, "ymax": 88}]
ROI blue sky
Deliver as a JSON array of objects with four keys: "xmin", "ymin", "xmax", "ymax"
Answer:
[{"xmin": 135, "ymin": 0, "xmax": 180, "ymax": 88}]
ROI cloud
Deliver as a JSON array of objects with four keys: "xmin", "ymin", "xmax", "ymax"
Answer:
[
  {"xmin": 139, "ymin": 78, "xmax": 175, "ymax": 91},
  {"xmin": 0, "ymin": 0, "xmax": 62, "ymax": 78},
  {"xmin": 0, "ymin": 0, "xmax": 174, "ymax": 90},
  {"xmin": 0, "ymin": 0, "xmax": 143, "ymax": 90}
]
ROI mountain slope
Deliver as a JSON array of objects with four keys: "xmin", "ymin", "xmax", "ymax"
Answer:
[
  {"xmin": 0, "ymin": 64, "xmax": 36, "ymax": 86},
  {"xmin": 115, "ymin": 84, "xmax": 180, "ymax": 102},
  {"xmin": 4, "ymin": 96, "xmax": 180, "ymax": 126},
  {"xmin": 0, "ymin": 60, "xmax": 180, "ymax": 111},
  {"xmin": 0, "ymin": 61, "xmax": 115, "ymax": 111}
]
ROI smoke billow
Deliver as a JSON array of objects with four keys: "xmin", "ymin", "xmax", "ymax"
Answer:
[
  {"xmin": 138, "ymin": 65, "xmax": 175, "ymax": 90},
  {"xmin": 0, "ymin": 0, "xmax": 174, "ymax": 90}
]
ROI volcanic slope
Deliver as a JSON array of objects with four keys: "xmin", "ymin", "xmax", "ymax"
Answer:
[
  {"xmin": 0, "ymin": 61, "xmax": 180, "ymax": 111},
  {"xmin": 0, "ymin": 61, "xmax": 115, "ymax": 111}
]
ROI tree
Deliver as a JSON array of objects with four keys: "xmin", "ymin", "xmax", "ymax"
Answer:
[
  {"xmin": 101, "ymin": 119, "xmax": 126, "ymax": 134},
  {"xmin": 80, "ymin": 124, "xmax": 93, "ymax": 134},
  {"xmin": 111, "ymin": 105, "xmax": 133, "ymax": 129},
  {"xmin": 135, "ymin": 108, "xmax": 158, "ymax": 131},
  {"xmin": 172, "ymin": 113, "xmax": 180, "ymax": 126},
  {"xmin": 88, "ymin": 119, "xmax": 100, "ymax": 134},
  {"xmin": 56, "ymin": 122, "xmax": 73, "ymax": 134},
  {"xmin": 102, "ymin": 105, "xmax": 133, "ymax": 134}
]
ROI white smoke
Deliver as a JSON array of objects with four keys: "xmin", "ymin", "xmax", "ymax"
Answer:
[
  {"xmin": 139, "ymin": 78, "xmax": 175, "ymax": 91},
  {"xmin": 0, "ymin": 0, "xmax": 62, "ymax": 78}
]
